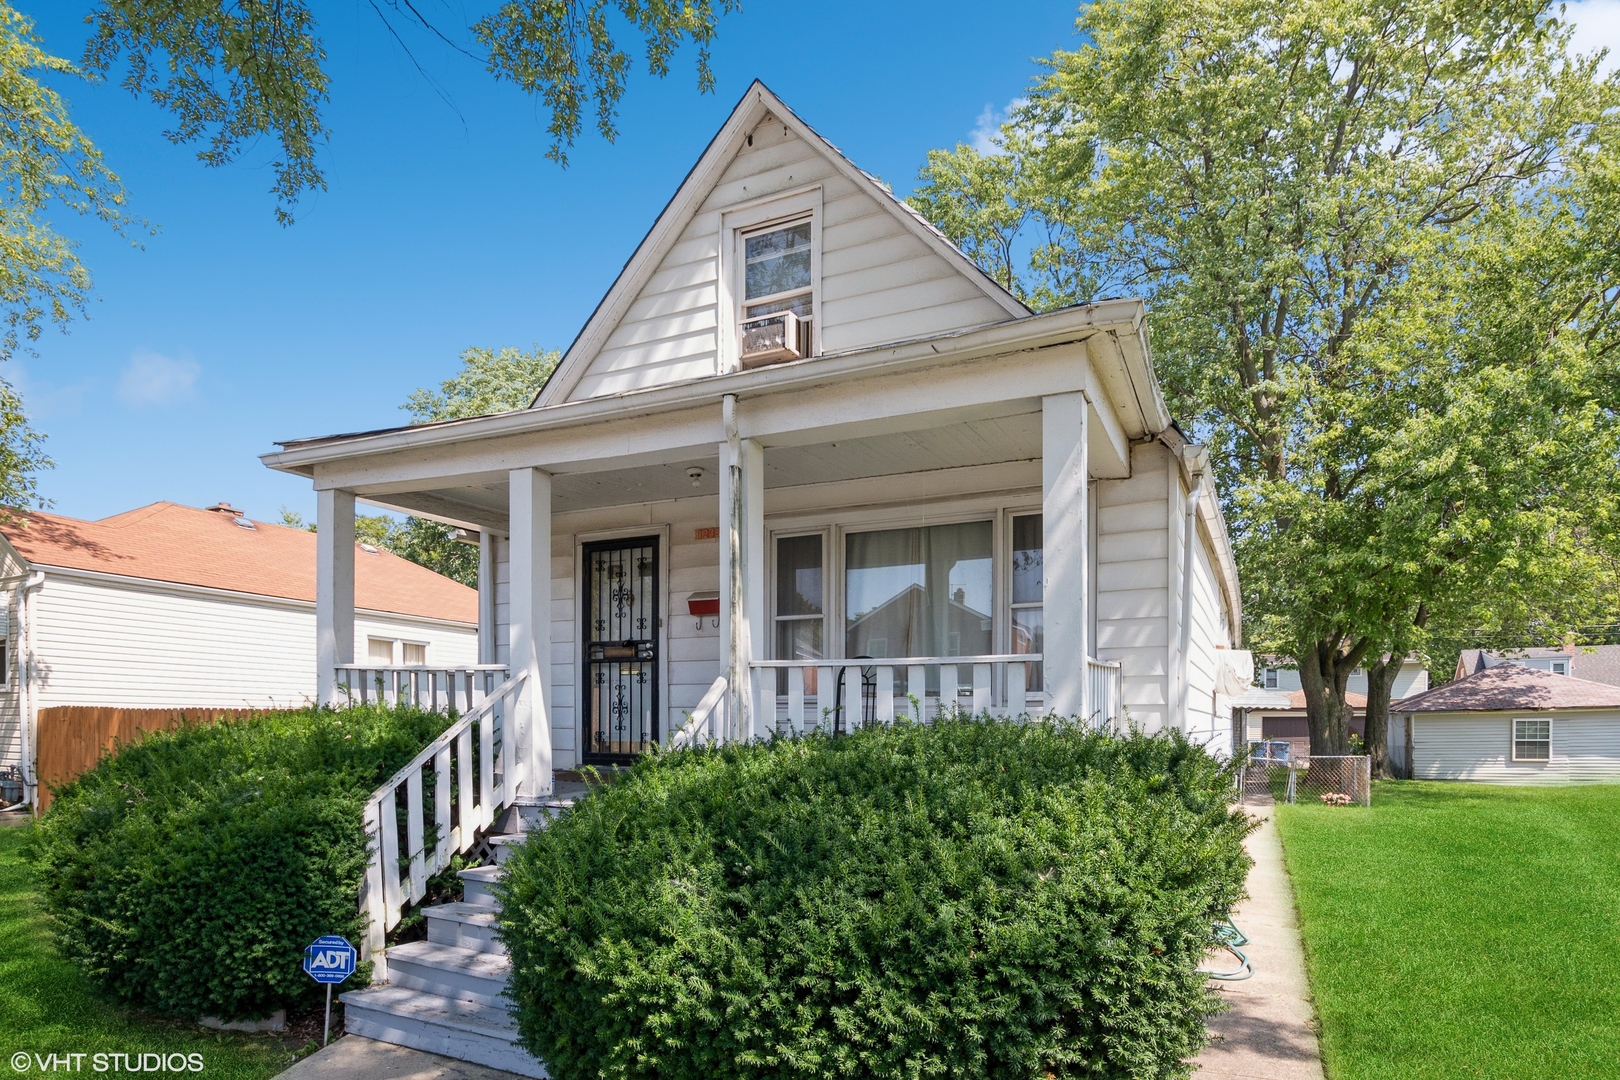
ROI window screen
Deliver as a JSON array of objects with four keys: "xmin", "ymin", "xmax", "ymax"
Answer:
[
  {"xmin": 1010, "ymin": 514, "xmax": 1043, "ymax": 691},
  {"xmin": 775, "ymin": 534, "xmax": 824, "ymax": 694},
  {"xmin": 402, "ymin": 642, "xmax": 427, "ymax": 666},
  {"xmin": 368, "ymin": 638, "xmax": 396, "ymax": 665},
  {"xmin": 744, "ymin": 219, "xmax": 813, "ymax": 323},
  {"xmin": 1513, "ymin": 718, "xmax": 1550, "ymax": 761}
]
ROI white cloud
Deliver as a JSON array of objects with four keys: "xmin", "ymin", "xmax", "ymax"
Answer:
[
  {"xmin": 969, "ymin": 98, "xmax": 1026, "ymax": 156},
  {"xmin": 118, "ymin": 349, "xmax": 200, "ymax": 408},
  {"xmin": 1566, "ymin": 0, "xmax": 1620, "ymax": 74}
]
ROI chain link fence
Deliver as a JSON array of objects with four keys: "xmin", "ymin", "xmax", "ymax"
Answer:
[{"xmin": 1239, "ymin": 747, "xmax": 1371, "ymax": 807}]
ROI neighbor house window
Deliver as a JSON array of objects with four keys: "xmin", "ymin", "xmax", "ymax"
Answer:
[
  {"xmin": 402, "ymin": 642, "xmax": 427, "ymax": 666},
  {"xmin": 367, "ymin": 638, "xmax": 397, "ymax": 665},
  {"xmin": 1010, "ymin": 514, "xmax": 1043, "ymax": 691},
  {"xmin": 1264, "ymin": 668, "xmax": 1279, "ymax": 690},
  {"xmin": 740, "ymin": 217, "xmax": 814, "ymax": 364},
  {"xmin": 775, "ymin": 534, "xmax": 824, "ymax": 693},
  {"xmin": 1551, "ymin": 659, "xmax": 1569, "ymax": 676},
  {"xmin": 846, "ymin": 522, "xmax": 993, "ymax": 660},
  {"xmin": 1513, "ymin": 718, "xmax": 1551, "ymax": 761}
]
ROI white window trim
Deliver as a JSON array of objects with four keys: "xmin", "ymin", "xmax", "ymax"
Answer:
[
  {"xmin": 717, "ymin": 185, "xmax": 823, "ymax": 374},
  {"xmin": 1511, "ymin": 717, "xmax": 1552, "ymax": 763},
  {"xmin": 768, "ymin": 528, "xmax": 830, "ymax": 662}
]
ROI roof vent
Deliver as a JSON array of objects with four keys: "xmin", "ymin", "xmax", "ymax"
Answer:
[
  {"xmin": 235, "ymin": 517, "xmax": 256, "ymax": 530},
  {"xmin": 359, "ymin": 543, "xmax": 380, "ymax": 554},
  {"xmin": 205, "ymin": 502, "xmax": 242, "ymax": 516}
]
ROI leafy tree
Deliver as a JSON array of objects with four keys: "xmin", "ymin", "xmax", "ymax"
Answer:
[
  {"xmin": 911, "ymin": 0, "xmax": 1620, "ymax": 765},
  {"xmin": 403, "ymin": 345, "xmax": 559, "ymax": 421},
  {"xmin": 83, "ymin": 0, "xmax": 738, "ymax": 223},
  {"xmin": 280, "ymin": 346, "xmax": 559, "ymax": 586}
]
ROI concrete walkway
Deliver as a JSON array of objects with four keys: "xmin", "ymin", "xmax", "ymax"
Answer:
[
  {"xmin": 1193, "ymin": 802, "xmax": 1326, "ymax": 1080},
  {"xmin": 278, "ymin": 1037, "xmax": 530, "ymax": 1080}
]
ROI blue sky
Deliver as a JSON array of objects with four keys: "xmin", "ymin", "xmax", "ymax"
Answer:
[
  {"xmin": 14, "ymin": 2, "xmax": 1620, "ymax": 524},
  {"xmin": 14, "ymin": 1, "xmax": 1082, "ymax": 523}
]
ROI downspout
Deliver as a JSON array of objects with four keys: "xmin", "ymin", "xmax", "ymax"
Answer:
[
  {"xmin": 1177, "ymin": 467, "xmax": 1208, "ymax": 732},
  {"xmin": 16, "ymin": 570, "xmax": 43, "ymax": 811}
]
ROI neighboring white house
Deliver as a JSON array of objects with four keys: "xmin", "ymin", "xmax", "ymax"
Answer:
[
  {"xmin": 259, "ymin": 82, "xmax": 1249, "ymax": 1071},
  {"xmin": 1238, "ymin": 657, "xmax": 1431, "ymax": 755},
  {"xmin": 0, "ymin": 501, "xmax": 478, "ymax": 805},
  {"xmin": 1394, "ymin": 663, "xmax": 1620, "ymax": 782}
]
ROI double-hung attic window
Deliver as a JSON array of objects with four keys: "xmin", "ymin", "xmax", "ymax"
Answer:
[{"xmin": 740, "ymin": 217, "xmax": 814, "ymax": 367}]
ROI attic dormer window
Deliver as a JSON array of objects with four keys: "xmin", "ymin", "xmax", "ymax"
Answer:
[{"xmin": 740, "ymin": 217, "xmax": 814, "ymax": 367}]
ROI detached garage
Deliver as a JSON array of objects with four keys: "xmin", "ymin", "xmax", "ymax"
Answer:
[{"xmin": 1393, "ymin": 664, "xmax": 1620, "ymax": 783}]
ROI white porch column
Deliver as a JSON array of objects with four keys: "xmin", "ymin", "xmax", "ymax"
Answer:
[
  {"xmin": 719, "ymin": 395, "xmax": 767, "ymax": 741},
  {"xmin": 509, "ymin": 468, "xmax": 554, "ymax": 799},
  {"xmin": 316, "ymin": 488, "xmax": 356, "ymax": 707},
  {"xmin": 1043, "ymin": 392, "xmax": 1090, "ymax": 718},
  {"xmin": 477, "ymin": 531, "xmax": 497, "ymax": 665}
]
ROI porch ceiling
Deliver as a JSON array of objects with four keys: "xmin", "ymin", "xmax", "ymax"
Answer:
[{"xmin": 360, "ymin": 409, "xmax": 1044, "ymax": 530}]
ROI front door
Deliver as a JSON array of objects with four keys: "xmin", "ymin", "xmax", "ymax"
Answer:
[{"xmin": 582, "ymin": 537, "xmax": 659, "ymax": 763}]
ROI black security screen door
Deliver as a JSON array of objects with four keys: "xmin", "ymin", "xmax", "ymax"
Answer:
[{"xmin": 583, "ymin": 537, "xmax": 659, "ymax": 763}]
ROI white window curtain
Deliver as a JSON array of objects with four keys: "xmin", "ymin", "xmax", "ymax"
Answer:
[{"xmin": 845, "ymin": 522, "xmax": 992, "ymax": 660}]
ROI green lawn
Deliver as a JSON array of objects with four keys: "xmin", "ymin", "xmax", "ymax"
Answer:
[
  {"xmin": 0, "ymin": 823, "xmax": 300, "ymax": 1078},
  {"xmin": 1276, "ymin": 782, "xmax": 1620, "ymax": 1080}
]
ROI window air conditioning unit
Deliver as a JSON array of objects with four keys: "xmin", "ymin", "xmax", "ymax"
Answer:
[{"xmin": 740, "ymin": 310, "xmax": 811, "ymax": 368}]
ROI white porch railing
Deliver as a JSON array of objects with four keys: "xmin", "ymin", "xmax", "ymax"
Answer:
[
  {"xmin": 1088, "ymin": 657, "xmax": 1124, "ymax": 726},
  {"xmin": 359, "ymin": 672, "xmax": 527, "ymax": 974},
  {"xmin": 336, "ymin": 664, "xmax": 509, "ymax": 714},
  {"xmin": 747, "ymin": 655, "xmax": 1047, "ymax": 733},
  {"xmin": 669, "ymin": 676, "xmax": 728, "ymax": 750}
]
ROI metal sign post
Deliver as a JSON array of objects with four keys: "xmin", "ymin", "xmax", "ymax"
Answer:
[{"xmin": 302, "ymin": 935, "xmax": 358, "ymax": 1046}]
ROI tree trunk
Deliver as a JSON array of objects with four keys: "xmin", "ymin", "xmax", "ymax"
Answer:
[
  {"xmin": 1364, "ymin": 655, "xmax": 1399, "ymax": 779},
  {"xmin": 1296, "ymin": 635, "xmax": 1368, "ymax": 757}
]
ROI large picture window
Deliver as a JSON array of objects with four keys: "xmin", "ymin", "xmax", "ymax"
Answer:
[{"xmin": 845, "ymin": 522, "xmax": 993, "ymax": 659}]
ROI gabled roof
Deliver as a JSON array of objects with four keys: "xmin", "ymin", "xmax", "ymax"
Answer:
[
  {"xmin": 1398, "ymin": 663, "xmax": 1620, "ymax": 713},
  {"xmin": 1458, "ymin": 645, "xmax": 1620, "ymax": 688},
  {"xmin": 534, "ymin": 80, "xmax": 1030, "ymax": 407},
  {"xmin": 0, "ymin": 503, "xmax": 476, "ymax": 624}
]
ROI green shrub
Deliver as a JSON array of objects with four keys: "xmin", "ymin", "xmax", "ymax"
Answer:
[
  {"xmin": 497, "ymin": 717, "xmax": 1252, "ymax": 1080},
  {"xmin": 29, "ymin": 705, "xmax": 451, "ymax": 1021}
]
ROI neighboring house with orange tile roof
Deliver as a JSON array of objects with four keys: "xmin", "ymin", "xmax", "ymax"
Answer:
[
  {"xmin": 1393, "ymin": 664, "xmax": 1620, "ymax": 783},
  {"xmin": 0, "ymin": 501, "xmax": 477, "ymax": 804}
]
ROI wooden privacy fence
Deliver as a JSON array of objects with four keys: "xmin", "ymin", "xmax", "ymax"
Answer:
[{"xmin": 34, "ymin": 706, "xmax": 278, "ymax": 811}]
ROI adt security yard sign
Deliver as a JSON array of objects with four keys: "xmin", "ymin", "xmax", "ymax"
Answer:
[
  {"xmin": 303, "ymin": 935, "xmax": 357, "ymax": 1045},
  {"xmin": 303, "ymin": 936, "xmax": 356, "ymax": 984}
]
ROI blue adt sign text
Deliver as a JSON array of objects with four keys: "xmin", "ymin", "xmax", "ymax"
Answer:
[{"xmin": 303, "ymin": 935, "xmax": 357, "ymax": 985}]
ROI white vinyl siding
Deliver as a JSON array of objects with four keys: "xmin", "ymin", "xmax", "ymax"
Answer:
[
  {"xmin": 566, "ymin": 118, "xmax": 1012, "ymax": 401},
  {"xmin": 494, "ymin": 495, "xmax": 722, "ymax": 769},
  {"xmin": 1183, "ymin": 503, "xmax": 1231, "ymax": 754},
  {"xmin": 25, "ymin": 572, "xmax": 475, "ymax": 711},
  {"xmin": 1410, "ymin": 711, "xmax": 1620, "ymax": 783},
  {"xmin": 1093, "ymin": 443, "xmax": 1173, "ymax": 732}
]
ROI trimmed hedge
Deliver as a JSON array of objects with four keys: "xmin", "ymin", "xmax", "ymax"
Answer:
[
  {"xmin": 29, "ymin": 705, "xmax": 451, "ymax": 1021},
  {"xmin": 497, "ymin": 718, "xmax": 1252, "ymax": 1080}
]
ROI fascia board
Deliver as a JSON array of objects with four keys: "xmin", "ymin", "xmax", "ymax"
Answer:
[{"xmin": 262, "ymin": 302, "xmax": 1147, "ymax": 475}]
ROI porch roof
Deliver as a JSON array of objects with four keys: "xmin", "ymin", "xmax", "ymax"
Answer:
[{"xmin": 262, "ymin": 300, "xmax": 1166, "ymax": 472}]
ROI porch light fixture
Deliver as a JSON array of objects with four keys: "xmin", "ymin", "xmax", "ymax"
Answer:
[{"xmin": 687, "ymin": 467, "xmax": 704, "ymax": 487}]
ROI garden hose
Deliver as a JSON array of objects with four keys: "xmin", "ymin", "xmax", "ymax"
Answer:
[{"xmin": 1198, "ymin": 920, "xmax": 1253, "ymax": 981}]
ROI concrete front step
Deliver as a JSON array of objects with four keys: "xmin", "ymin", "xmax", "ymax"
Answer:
[
  {"xmin": 339, "ymin": 984, "xmax": 546, "ymax": 1078},
  {"xmin": 385, "ymin": 939, "xmax": 511, "ymax": 1008},
  {"xmin": 425, "ymin": 902, "xmax": 505, "ymax": 955},
  {"xmin": 460, "ymin": 864, "xmax": 503, "ymax": 908}
]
